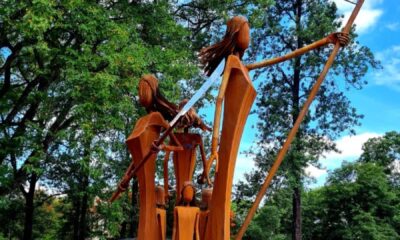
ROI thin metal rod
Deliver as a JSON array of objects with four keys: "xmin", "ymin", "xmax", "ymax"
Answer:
[
  {"xmin": 235, "ymin": 0, "xmax": 364, "ymax": 239},
  {"xmin": 246, "ymin": 38, "xmax": 330, "ymax": 71},
  {"xmin": 344, "ymin": 0, "xmax": 357, "ymax": 5},
  {"xmin": 109, "ymin": 122, "xmax": 176, "ymax": 202}
]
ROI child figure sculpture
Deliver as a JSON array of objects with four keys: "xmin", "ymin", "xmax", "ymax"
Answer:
[{"xmin": 172, "ymin": 181, "xmax": 200, "ymax": 240}]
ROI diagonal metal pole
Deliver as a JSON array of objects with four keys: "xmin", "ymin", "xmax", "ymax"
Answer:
[{"xmin": 235, "ymin": 0, "xmax": 364, "ymax": 238}]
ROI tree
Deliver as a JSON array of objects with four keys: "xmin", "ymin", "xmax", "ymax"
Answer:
[
  {"xmin": 236, "ymin": 1, "xmax": 379, "ymax": 239},
  {"xmin": 1, "ymin": 0, "xmax": 198, "ymax": 239},
  {"xmin": 359, "ymin": 131, "xmax": 400, "ymax": 185},
  {"xmin": 303, "ymin": 162, "xmax": 399, "ymax": 239},
  {"xmin": 1, "ymin": 0, "xmax": 277, "ymax": 239}
]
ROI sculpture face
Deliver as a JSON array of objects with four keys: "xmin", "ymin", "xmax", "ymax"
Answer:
[
  {"xmin": 236, "ymin": 22, "xmax": 250, "ymax": 52},
  {"xmin": 182, "ymin": 182, "xmax": 195, "ymax": 204},
  {"xmin": 199, "ymin": 16, "xmax": 249, "ymax": 75},
  {"xmin": 156, "ymin": 185, "xmax": 166, "ymax": 207},
  {"xmin": 200, "ymin": 188, "xmax": 212, "ymax": 208}
]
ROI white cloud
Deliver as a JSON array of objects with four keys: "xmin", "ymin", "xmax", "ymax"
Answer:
[
  {"xmin": 386, "ymin": 22, "xmax": 400, "ymax": 31},
  {"xmin": 321, "ymin": 132, "xmax": 382, "ymax": 169},
  {"xmin": 332, "ymin": 0, "xmax": 383, "ymax": 34},
  {"xmin": 234, "ymin": 153, "xmax": 255, "ymax": 183},
  {"xmin": 305, "ymin": 164, "xmax": 327, "ymax": 178},
  {"xmin": 373, "ymin": 45, "xmax": 400, "ymax": 91},
  {"xmin": 304, "ymin": 132, "xmax": 383, "ymax": 188}
]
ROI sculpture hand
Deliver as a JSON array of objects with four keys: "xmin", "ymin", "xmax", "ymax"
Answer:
[
  {"xmin": 150, "ymin": 141, "xmax": 164, "ymax": 154},
  {"xmin": 206, "ymin": 151, "xmax": 219, "ymax": 184},
  {"xmin": 197, "ymin": 170, "xmax": 212, "ymax": 186},
  {"xmin": 329, "ymin": 32, "xmax": 350, "ymax": 46}
]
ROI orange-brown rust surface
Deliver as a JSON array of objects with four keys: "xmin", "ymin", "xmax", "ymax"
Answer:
[
  {"xmin": 172, "ymin": 206, "xmax": 200, "ymax": 240},
  {"xmin": 125, "ymin": 112, "xmax": 169, "ymax": 240},
  {"xmin": 198, "ymin": 210, "xmax": 209, "ymax": 240},
  {"xmin": 204, "ymin": 55, "xmax": 256, "ymax": 240},
  {"xmin": 156, "ymin": 208, "xmax": 167, "ymax": 240},
  {"xmin": 172, "ymin": 133, "xmax": 205, "ymax": 203}
]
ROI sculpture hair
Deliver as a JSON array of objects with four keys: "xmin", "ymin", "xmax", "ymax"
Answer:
[
  {"xmin": 199, "ymin": 16, "xmax": 248, "ymax": 76},
  {"xmin": 138, "ymin": 74, "xmax": 178, "ymax": 121}
]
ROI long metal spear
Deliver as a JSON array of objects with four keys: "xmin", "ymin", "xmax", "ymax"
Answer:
[{"xmin": 235, "ymin": 0, "xmax": 364, "ymax": 238}]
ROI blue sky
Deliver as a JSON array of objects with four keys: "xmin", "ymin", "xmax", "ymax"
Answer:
[{"xmin": 202, "ymin": 0, "xmax": 400, "ymax": 186}]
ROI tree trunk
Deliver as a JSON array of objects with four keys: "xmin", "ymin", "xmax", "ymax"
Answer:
[
  {"xmin": 78, "ymin": 177, "xmax": 89, "ymax": 240},
  {"xmin": 23, "ymin": 173, "xmax": 37, "ymax": 240},
  {"xmin": 129, "ymin": 179, "xmax": 139, "ymax": 238},
  {"xmin": 291, "ymin": 1, "xmax": 303, "ymax": 239},
  {"xmin": 73, "ymin": 198, "xmax": 81, "ymax": 240},
  {"xmin": 292, "ymin": 186, "xmax": 302, "ymax": 240}
]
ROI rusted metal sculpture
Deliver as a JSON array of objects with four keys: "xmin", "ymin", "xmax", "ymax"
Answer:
[
  {"xmin": 172, "ymin": 181, "xmax": 200, "ymax": 240},
  {"xmin": 198, "ymin": 16, "xmax": 257, "ymax": 240},
  {"xmin": 156, "ymin": 185, "xmax": 167, "ymax": 240},
  {"xmin": 197, "ymin": 7, "xmax": 356, "ymax": 237},
  {"xmin": 138, "ymin": 74, "xmax": 178, "ymax": 121},
  {"xmin": 163, "ymin": 132, "xmax": 208, "ymax": 203},
  {"xmin": 122, "ymin": 112, "xmax": 169, "ymax": 240},
  {"xmin": 198, "ymin": 188, "xmax": 212, "ymax": 240},
  {"xmin": 110, "ymin": 0, "xmax": 364, "ymax": 238},
  {"xmin": 111, "ymin": 74, "xmax": 209, "ymax": 240},
  {"xmin": 235, "ymin": 1, "xmax": 364, "ymax": 239}
]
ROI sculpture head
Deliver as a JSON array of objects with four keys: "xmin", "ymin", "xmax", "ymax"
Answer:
[
  {"xmin": 155, "ymin": 185, "xmax": 166, "ymax": 208},
  {"xmin": 138, "ymin": 74, "xmax": 178, "ymax": 120},
  {"xmin": 200, "ymin": 188, "xmax": 213, "ymax": 211},
  {"xmin": 138, "ymin": 74, "xmax": 158, "ymax": 109},
  {"xmin": 180, "ymin": 181, "xmax": 196, "ymax": 206},
  {"xmin": 199, "ymin": 16, "xmax": 250, "ymax": 76}
]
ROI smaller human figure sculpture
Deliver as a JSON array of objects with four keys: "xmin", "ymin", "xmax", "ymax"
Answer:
[
  {"xmin": 198, "ymin": 188, "xmax": 212, "ymax": 239},
  {"xmin": 155, "ymin": 185, "xmax": 167, "ymax": 240},
  {"xmin": 162, "ymin": 99, "xmax": 211, "ymax": 203},
  {"xmin": 172, "ymin": 181, "xmax": 200, "ymax": 240}
]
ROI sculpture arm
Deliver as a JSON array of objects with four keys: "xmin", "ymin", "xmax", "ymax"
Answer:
[
  {"xmin": 197, "ymin": 138, "xmax": 211, "ymax": 185},
  {"xmin": 206, "ymin": 66, "xmax": 232, "ymax": 172},
  {"xmin": 246, "ymin": 32, "xmax": 349, "ymax": 71},
  {"xmin": 163, "ymin": 150, "xmax": 171, "ymax": 202}
]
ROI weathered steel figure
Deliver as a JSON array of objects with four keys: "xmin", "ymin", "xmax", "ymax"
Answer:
[
  {"xmin": 123, "ymin": 112, "xmax": 169, "ymax": 240},
  {"xmin": 199, "ymin": 15, "xmax": 350, "ymax": 239},
  {"xmin": 110, "ymin": 0, "xmax": 365, "ymax": 238},
  {"xmin": 198, "ymin": 188, "xmax": 212, "ymax": 240},
  {"xmin": 156, "ymin": 186, "xmax": 167, "ymax": 240},
  {"xmin": 172, "ymin": 181, "xmax": 200, "ymax": 240}
]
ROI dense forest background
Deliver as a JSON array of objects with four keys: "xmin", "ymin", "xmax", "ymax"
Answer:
[{"xmin": 0, "ymin": 0, "xmax": 398, "ymax": 239}]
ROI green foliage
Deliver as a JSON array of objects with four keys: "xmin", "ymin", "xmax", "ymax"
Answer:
[
  {"xmin": 245, "ymin": 0, "xmax": 379, "ymax": 189},
  {"xmin": 303, "ymin": 162, "xmax": 399, "ymax": 239},
  {"xmin": 245, "ymin": 158, "xmax": 400, "ymax": 239},
  {"xmin": 359, "ymin": 131, "xmax": 400, "ymax": 185},
  {"xmin": 1, "ymin": 0, "xmax": 276, "ymax": 239}
]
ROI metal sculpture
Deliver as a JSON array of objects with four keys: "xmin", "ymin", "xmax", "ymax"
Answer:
[
  {"xmin": 235, "ymin": 1, "xmax": 364, "ymax": 238},
  {"xmin": 156, "ymin": 186, "xmax": 167, "ymax": 240},
  {"xmin": 198, "ymin": 188, "xmax": 212, "ymax": 240},
  {"xmin": 172, "ymin": 181, "xmax": 200, "ymax": 240},
  {"xmin": 110, "ymin": 1, "xmax": 365, "ymax": 239},
  {"xmin": 123, "ymin": 112, "xmax": 169, "ymax": 240}
]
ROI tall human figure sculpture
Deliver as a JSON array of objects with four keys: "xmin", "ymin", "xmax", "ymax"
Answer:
[
  {"xmin": 199, "ymin": 16, "xmax": 349, "ymax": 240},
  {"xmin": 114, "ymin": 75, "xmax": 183, "ymax": 240}
]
